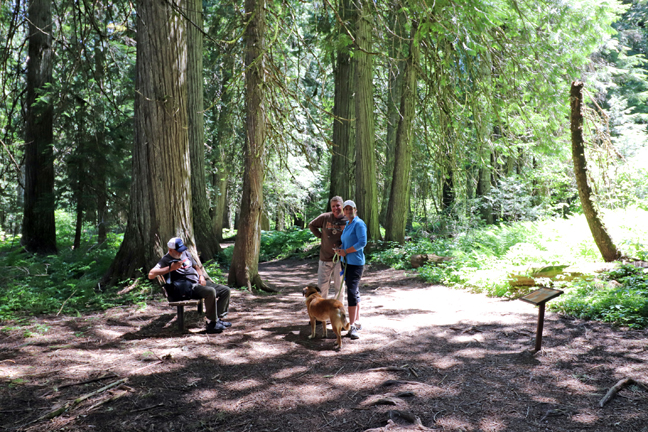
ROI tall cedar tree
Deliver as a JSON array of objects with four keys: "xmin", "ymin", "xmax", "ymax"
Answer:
[
  {"xmin": 329, "ymin": 0, "xmax": 355, "ymax": 205},
  {"xmin": 103, "ymin": 0, "xmax": 199, "ymax": 285},
  {"xmin": 380, "ymin": 4, "xmax": 407, "ymax": 226},
  {"xmin": 354, "ymin": 0, "xmax": 380, "ymax": 241},
  {"xmin": 385, "ymin": 20, "xmax": 419, "ymax": 243},
  {"xmin": 211, "ymin": 50, "xmax": 235, "ymax": 241},
  {"xmin": 23, "ymin": 0, "xmax": 57, "ymax": 254},
  {"xmin": 228, "ymin": 0, "xmax": 266, "ymax": 290},
  {"xmin": 188, "ymin": 0, "xmax": 221, "ymax": 259},
  {"xmin": 570, "ymin": 81, "xmax": 620, "ymax": 262}
]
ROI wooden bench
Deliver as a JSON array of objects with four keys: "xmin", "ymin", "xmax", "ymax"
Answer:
[{"xmin": 157, "ymin": 276, "xmax": 203, "ymax": 331}]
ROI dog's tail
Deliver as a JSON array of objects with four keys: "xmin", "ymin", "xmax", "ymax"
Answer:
[{"xmin": 338, "ymin": 306, "xmax": 351, "ymax": 331}]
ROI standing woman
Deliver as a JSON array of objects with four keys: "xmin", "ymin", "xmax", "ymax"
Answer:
[{"xmin": 334, "ymin": 200, "xmax": 367, "ymax": 340}]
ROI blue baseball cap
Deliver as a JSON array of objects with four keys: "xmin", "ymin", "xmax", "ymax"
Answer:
[{"xmin": 167, "ymin": 237, "xmax": 188, "ymax": 252}]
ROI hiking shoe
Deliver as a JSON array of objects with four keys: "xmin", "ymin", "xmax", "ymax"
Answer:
[
  {"xmin": 348, "ymin": 325, "xmax": 359, "ymax": 340},
  {"xmin": 206, "ymin": 320, "xmax": 225, "ymax": 334},
  {"xmin": 354, "ymin": 322, "xmax": 362, "ymax": 331},
  {"xmin": 218, "ymin": 319, "xmax": 232, "ymax": 328}
]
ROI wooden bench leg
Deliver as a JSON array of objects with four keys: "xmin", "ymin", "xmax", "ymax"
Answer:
[
  {"xmin": 177, "ymin": 305, "xmax": 185, "ymax": 331},
  {"xmin": 197, "ymin": 298, "xmax": 203, "ymax": 314}
]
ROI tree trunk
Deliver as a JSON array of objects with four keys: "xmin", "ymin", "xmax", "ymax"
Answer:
[
  {"xmin": 380, "ymin": 5, "xmax": 406, "ymax": 227},
  {"xmin": 354, "ymin": 0, "xmax": 381, "ymax": 241},
  {"xmin": 211, "ymin": 51, "xmax": 234, "ymax": 242},
  {"xmin": 73, "ymin": 99, "xmax": 85, "ymax": 250},
  {"xmin": 188, "ymin": 0, "xmax": 220, "ymax": 260},
  {"xmin": 228, "ymin": 0, "xmax": 266, "ymax": 290},
  {"xmin": 442, "ymin": 168, "xmax": 454, "ymax": 211},
  {"xmin": 94, "ymin": 38, "xmax": 108, "ymax": 245},
  {"xmin": 475, "ymin": 145, "xmax": 494, "ymax": 224},
  {"xmin": 385, "ymin": 21, "xmax": 418, "ymax": 244},
  {"xmin": 570, "ymin": 81, "xmax": 620, "ymax": 262},
  {"xmin": 212, "ymin": 168, "xmax": 228, "ymax": 241},
  {"xmin": 329, "ymin": 0, "xmax": 355, "ymax": 203},
  {"xmin": 23, "ymin": 0, "xmax": 57, "ymax": 254},
  {"xmin": 102, "ymin": 0, "xmax": 196, "ymax": 286}
]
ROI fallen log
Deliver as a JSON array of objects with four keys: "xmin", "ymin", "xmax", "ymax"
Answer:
[{"xmin": 410, "ymin": 254, "xmax": 453, "ymax": 268}]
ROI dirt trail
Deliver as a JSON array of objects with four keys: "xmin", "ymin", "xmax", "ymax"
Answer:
[{"xmin": 1, "ymin": 259, "xmax": 647, "ymax": 431}]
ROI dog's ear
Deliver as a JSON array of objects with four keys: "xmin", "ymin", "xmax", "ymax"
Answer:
[{"xmin": 306, "ymin": 284, "xmax": 321, "ymax": 293}]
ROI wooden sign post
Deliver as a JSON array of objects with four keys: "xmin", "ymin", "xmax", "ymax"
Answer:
[{"xmin": 520, "ymin": 288, "xmax": 563, "ymax": 352}]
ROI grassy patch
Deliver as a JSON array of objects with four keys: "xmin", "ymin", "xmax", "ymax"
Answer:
[{"xmin": 0, "ymin": 211, "xmax": 154, "ymax": 323}]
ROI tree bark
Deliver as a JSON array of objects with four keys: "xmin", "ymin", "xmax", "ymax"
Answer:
[
  {"xmin": 570, "ymin": 81, "xmax": 620, "ymax": 262},
  {"xmin": 380, "ymin": 4, "xmax": 406, "ymax": 226},
  {"xmin": 94, "ymin": 38, "xmax": 108, "ymax": 245},
  {"xmin": 103, "ymin": 0, "xmax": 196, "ymax": 285},
  {"xmin": 329, "ymin": 0, "xmax": 355, "ymax": 204},
  {"xmin": 23, "ymin": 0, "xmax": 57, "ymax": 254},
  {"xmin": 211, "ymin": 50, "xmax": 235, "ymax": 242},
  {"xmin": 187, "ymin": 0, "xmax": 220, "ymax": 260},
  {"xmin": 228, "ymin": 0, "xmax": 266, "ymax": 290},
  {"xmin": 385, "ymin": 20, "xmax": 418, "ymax": 244},
  {"xmin": 354, "ymin": 0, "xmax": 381, "ymax": 241}
]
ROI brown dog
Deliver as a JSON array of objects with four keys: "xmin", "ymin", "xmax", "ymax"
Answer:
[{"xmin": 303, "ymin": 284, "xmax": 350, "ymax": 349}]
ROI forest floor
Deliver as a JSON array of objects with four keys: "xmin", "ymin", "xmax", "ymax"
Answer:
[{"xmin": 1, "ymin": 258, "xmax": 647, "ymax": 432}]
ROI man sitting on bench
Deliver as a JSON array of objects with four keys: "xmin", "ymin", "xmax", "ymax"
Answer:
[{"xmin": 148, "ymin": 237, "xmax": 232, "ymax": 334}]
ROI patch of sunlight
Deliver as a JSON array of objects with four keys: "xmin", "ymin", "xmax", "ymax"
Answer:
[
  {"xmin": 571, "ymin": 412, "xmax": 600, "ymax": 424},
  {"xmin": 246, "ymin": 341, "xmax": 291, "ymax": 357},
  {"xmin": 436, "ymin": 416, "xmax": 474, "ymax": 431},
  {"xmin": 212, "ymin": 351, "xmax": 252, "ymax": 365},
  {"xmin": 479, "ymin": 416, "xmax": 508, "ymax": 431},
  {"xmin": 224, "ymin": 378, "xmax": 262, "ymax": 391},
  {"xmin": 330, "ymin": 371, "xmax": 386, "ymax": 388},
  {"xmin": 449, "ymin": 334, "xmax": 485, "ymax": 344},
  {"xmin": 432, "ymin": 357, "xmax": 461, "ymax": 369},
  {"xmin": 454, "ymin": 348, "xmax": 488, "ymax": 359},
  {"xmin": 271, "ymin": 366, "xmax": 309, "ymax": 380},
  {"xmin": 95, "ymin": 328, "xmax": 124, "ymax": 339},
  {"xmin": 556, "ymin": 377, "xmax": 598, "ymax": 393},
  {"xmin": 530, "ymin": 395, "xmax": 559, "ymax": 404}
]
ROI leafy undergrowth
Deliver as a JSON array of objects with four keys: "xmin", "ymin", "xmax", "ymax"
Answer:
[
  {"xmin": 0, "ymin": 211, "xmax": 227, "ymax": 325},
  {"xmin": 550, "ymin": 264, "xmax": 648, "ymax": 328},
  {"xmin": 370, "ymin": 208, "xmax": 648, "ymax": 328}
]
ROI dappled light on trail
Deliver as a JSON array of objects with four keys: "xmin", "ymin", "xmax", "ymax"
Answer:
[{"xmin": 1, "ymin": 258, "xmax": 646, "ymax": 431}]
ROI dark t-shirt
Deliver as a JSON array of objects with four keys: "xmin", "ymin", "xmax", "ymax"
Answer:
[
  {"xmin": 308, "ymin": 212, "xmax": 347, "ymax": 261},
  {"xmin": 154, "ymin": 250, "xmax": 199, "ymax": 284}
]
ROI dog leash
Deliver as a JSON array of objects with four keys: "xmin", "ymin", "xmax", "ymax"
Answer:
[{"xmin": 332, "ymin": 252, "xmax": 346, "ymax": 302}]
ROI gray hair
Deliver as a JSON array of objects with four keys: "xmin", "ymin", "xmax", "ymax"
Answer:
[{"xmin": 330, "ymin": 196, "xmax": 343, "ymax": 204}]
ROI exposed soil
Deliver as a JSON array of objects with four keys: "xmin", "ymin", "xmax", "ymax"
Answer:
[{"xmin": 1, "ymin": 259, "xmax": 647, "ymax": 431}]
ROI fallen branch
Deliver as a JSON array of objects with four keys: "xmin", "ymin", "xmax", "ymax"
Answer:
[
  {"xmin": 86, "ymin": 391, "xmax": 127, "ymax": 412},
  {"xmin": 129, "ymin": 402, "xmax": 165, "ymax": 413},
  {"xmin": 24, "ymin": 378, "xmax": 127, "ymax": 426},
  {"xmin": 599, "ymin": 378, "xmax": 642, "ymax": 407},
  {"xmin": 381, "ymin": 379, "xmax": 425, "ymax": 387},
  {"xmin": 58, "ymin": 372, "xmax": 117, "ymax": 390},
  {"xmin": 367, "ymin": 366, "xmax": 408, "ymax": 372}
]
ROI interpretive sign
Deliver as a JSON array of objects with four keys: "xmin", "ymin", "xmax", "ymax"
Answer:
[{"xmin": 520, "ymin": 288, "xmax": 564, "ymax": 352}]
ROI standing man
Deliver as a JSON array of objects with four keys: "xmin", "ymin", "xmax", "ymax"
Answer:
[
  {"xmin": 308, "ymin": 196, "xmax": 347, "ymax": 299},
  {"xmin": 149, "ymin": 237, "xmax": 232, "ymax": 334}
]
